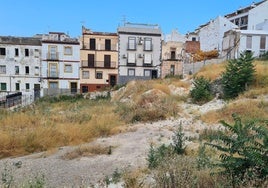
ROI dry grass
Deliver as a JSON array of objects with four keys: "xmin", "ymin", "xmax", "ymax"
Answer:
[
  {"xmin": 194, "ymin": 62, "xmax": 226, "ymax": 81},
  {"xmin": 61, "ymin": 144, "xmax": 112, "ymax": 160},
  {"xmin": 201, "ymin": 99, "xmax": 268, "ymax": 124},
  {"xmin": 0, "ymin": 98, "xmax": 123, "ymax": 158}
]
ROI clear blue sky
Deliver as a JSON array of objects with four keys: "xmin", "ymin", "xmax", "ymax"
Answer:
[{"xmin": 1, "ymin": 0, "xmax": 257, "ymax": 37}]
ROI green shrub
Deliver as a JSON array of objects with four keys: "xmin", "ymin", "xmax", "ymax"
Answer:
[
  {"xmin": 222, "ymin": 51, "xmax": 255, "ymax": 99},
  {"xmin": 190, "ymin": 76, "xmax": 213, "ymax": 104}
]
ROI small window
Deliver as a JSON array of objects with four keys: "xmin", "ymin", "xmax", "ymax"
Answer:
[
  {"xmin": 0, "ymin": 48, "xmax": 6, "ymax": 55},
  {"xmin": 25, "ymin": 83, "xmax": 30, "ymax": 90},
  {"xmin": 96, "ymin": 72, "xmax": 103, "ymax": 79},
  {"xmin": 35, "ymin": 66, "xmax": 39, "ymax": 76},
  {"xmin": 144, "ymin": 70, "xmax": 151, "ymax": 77},
  {"xmin": 128, "ymin": 69, "xmax": 135, "ymax": 76},
  {"xmin": 0, "ymin": 83, "xmax": 7, "ymax": 91},
  {"xmin": 82, "ymin": 71, "xmax": 89, "ymax": 79},
  {"xmin": 260, "ymin": 36, "xmax": 266, "ymax": 50},
  {"xmin": 144, "ymin": 38, "xmax": 152, "ymax": 51},
  {"xmin": 128, "ymin": 37, "xmax": 136, "ymax": 50},
  {"xmin": 82, "ymin": 86, "xmax": 88, "ymax": 93},
  {"xmin": 15, "ymin": 66, "xmax": 19, "ymax": 74},
  {"xmin": 15, "ymin": 83, "xmax": 20, "ymax": 91},
  {"xmin": 15, "ymin": 48, "xmax": 19, "ymax": 56},
  {"xmin": 192, "ymin": 37, "xmax": 196, "ymax": 41},
  {"xmin": 25, "ymin": 49, "xmax": 29, "ymax": 57},
  {"xmin": 25, "ymin": 66, "xmax": 29, "ymax": 75},
  {"xmin": 49, "ymin": 82, "xmax": 58, "ymax": 88},
  {"xmin": 0, "ymin": 65, "xmax": 6, "ymax": 74},
  {"xmin": 64, "ymin": 64, "xmax": 72, "ymax": 73},
  {"xmin": 34, "ymin": 49, "xmax": 39, "ymax": 58},
  {"xmin": 64, "ymin": 46, "xmax": 72, "ymax": 55},
  {"xmin": 246, "ymin": 36, "xmax": 252, "ymax": 49}
]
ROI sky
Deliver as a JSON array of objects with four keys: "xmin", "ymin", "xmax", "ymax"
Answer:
[{"xmin": 1, "ymin": 0, "xmax": 258, "ymax": 38}]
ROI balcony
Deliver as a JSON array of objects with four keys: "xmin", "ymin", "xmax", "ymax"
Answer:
[
  {"xmin": 82, "ymin": 44, "xmax": 117, "ymax": 51},
  {"xmin": 81, "ymin": 60, "xmax": 117, "ymax": 69},
  {"xmin": 46, "ymin": 52, "xmax": 59, "ymax": 60},
  {"xmin": 47, "ymin": 71, "xmax": 59, "ymax": 78}
]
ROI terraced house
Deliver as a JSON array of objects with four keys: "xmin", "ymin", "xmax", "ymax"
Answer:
[
  {"xmin": 0, "ymin": 36, "xmax": 42, "ymax": 105},
  {"xmin": 41, "ymin": 32, "xmax": 80, "ymax": 96},
  {"xmin": 80, "ymin": 27, "xmax": 118, "ymax": 92},
  {"xmin": 117, "ymin": 23, "xmax": 162, "ymax": 84}
]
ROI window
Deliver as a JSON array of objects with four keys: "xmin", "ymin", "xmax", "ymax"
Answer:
[
  {"xmin": 88, "ymin": 54, "xmax": 95, "ymax": 67},
  {"xmin": 144, "ymin": 54, "xmax": 152, "ymax": 64},
  {"xmin": 90, "ymin": 38, "xmax": 96, "ymax": 50},
  {"xmin": 25, "ymin": 66, "xmax": 29, "ymax": 75},
  {"xmin": 104, "ymin": 55, "xmax": 111, "ymax": 68},
  {"xmin": 128, "ymin": 69, "xmax": 135, "ymax": 76},
  {"xmin": 128, "ymin": 37, "xmax": 136, "ymax": 50},
  {"xmin": 0, "ymin": 83, "xmax": 7, "ymax": 91},
  {"xmin": 35, "ymin": 66, "xmax": 39, "ymax": 76},
  {"xmin": 49, "ymin": 46, "xmax": 57, "ymax": 59},
  {"xmin": 105, "ymin": 39, "xmax": 111, "ymax": 50},
  {"xmin": 49, "ymin": 82, "xmax": 58, "ymax": 88},
  {"xmin": 0, "ymin": 65, "xmax": 6, "ymax": 74},
  {"xmin": 15, "ymin": 66, "xmax": 19, "ymax": 74},
  {"xmin": 260, "ymin": 36, "xmax": 266, "ymax": 49},
  {"xmin": 15, "ymin": 83, "xmax": 20, "ymax": 91},
  {"xmin": 192, "ymin": 37, "xmax": 196, "ymax": 41},
  {"xmin": 246, "ymin": 36, "xmax": 252, "ymax": 49},
  {"xmin": 64, "ymin": 46, "xmax": 72, "ymax": 55},
  {"xmin": 96, "ymin": 71, "xmax": 103, "ymax": 79},
  {"xmin": 25, "ymin": 83, "xmax": 30, "ymax": 90},
  {"xmin": 82, "ymin": 71, "xmax": 89, "ymax": 79},
  {"xmin": 127, "ymin": 53, "xmax": 136, "ymax": 64},
  {"xmin": 34, "ymin": 49, "xmax": 39, "ymax": 57},
  {"xmin": 0, "ymin": 48, "xmax": 6, "ymax": 55},
  {"xmin": 82, "ymin": 86, "xmax": 88, "ymax": 93},
  {"xmin": 25, "ymin": 49, "xmax": 29, "ymax": 57},
  {"xmin": 15, "ymin": 48, "xmax": 19, "ymax": 56},
  {"xmin": 144, "ymin": 70, "xmax": 151, "ymax": 77},
  {"xmin": 171, "ymin": 51, "xmax": 176, "ymax": 59},
  {"xmin": 64, "ymin": 64, "xmax": 72, "ymax": 73},
  {"xmin": 144, "ymin": 38, "xmax": 152, "ymax": 51},
  {"xmin": 49, "ymin": 63, "xmax": 58, "ymax": 77}
]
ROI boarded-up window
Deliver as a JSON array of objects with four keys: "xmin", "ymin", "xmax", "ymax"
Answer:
[
  {"xmin": 246, "ymin": 36, "xmax": 252, "ymax": 49},
  {"xmin": 260, "ymin": 36, "xmax": 266, "ymax": 49}
]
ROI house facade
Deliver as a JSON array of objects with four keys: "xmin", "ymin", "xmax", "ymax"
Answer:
[
  {"xmin": 225, "ymin": 0, "xmax": 268, "ymax": 30},
  {"xmin": 80, "ymin": 27, "xmax": 118, "ymax": 92},
  {"xmin": 161, "ymin": 31, "xmax": 184, "ymax": 78},
  {"xmin": 0, "ymin": 36, "xmax": 42, "ymax": 100},
  {"xmin": 41, "ymin": 32, "xmax": 80, "ymax": 96},
  {"xmin": 197, "ymin": 16, "xmax": 238, "ymax": 54},
  {"xmin": 117, "ymin": 23, "xmax": 162, "ymax": 84},
  {"xmin": 222, "ymin": 29, "xmax": 268, "ymax": 59}
]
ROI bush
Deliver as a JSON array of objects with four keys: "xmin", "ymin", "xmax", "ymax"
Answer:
[
  {"xmin": 190, "ymin": 76, "xmax": 213, "ymax": 104},
  {"xmin": 222, "ymin": 51, "xmax": 255, "ymax": 99}
]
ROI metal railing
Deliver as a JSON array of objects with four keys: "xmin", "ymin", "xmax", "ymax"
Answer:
[
  {"xmin": 46, "ymin": 52, "xmax": 59, "ymax": 60},
  {"xmin": 81, "ymin": 61, "xmax": 117, "ymax": 68}
]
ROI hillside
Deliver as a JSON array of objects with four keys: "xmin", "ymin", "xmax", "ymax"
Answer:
[{"xmin": 0, "ymin": 60, "xmax": 267, "ymax": 187}]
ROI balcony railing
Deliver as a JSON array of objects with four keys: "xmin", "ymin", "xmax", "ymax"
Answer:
[
  {"xmin": 82, "ymin": 44, "xmax": 117, "ymax": 51},
  {"xmin": 81, "ymin": 60, "xmax": 117, "ymax": 68},
  {"xmin": 47, "ymin": 71, "xmax": 59, "ymax": 78},
  {"xmin": 46, "ymin": 52, "xmax": 59, "ymax": 60}
]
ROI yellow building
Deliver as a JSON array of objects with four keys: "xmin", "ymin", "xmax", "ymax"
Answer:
[{"xmin": 80, "ymin": 27, "xmax": 118, "ymax": 92}]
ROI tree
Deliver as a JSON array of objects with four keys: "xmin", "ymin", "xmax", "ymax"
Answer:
[
  {"xmin": 206, "ymin": 114, "xmax": 268, "ymax": 187},
  {"xmin": 222, "ymin": 51, "xmax": 255, "ymax": 99},
  {"xmin": 190, "ymin": 76, "xmax": 213, "ymax": 104}
]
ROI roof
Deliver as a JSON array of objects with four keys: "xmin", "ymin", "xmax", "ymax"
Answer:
[
  {"xmin": 118, "ymin": 22, "xmax": 162, "ymax": 36},
  {"xmin": 0, "ymin": 36, "xmax": 41, "ymax": 46}
]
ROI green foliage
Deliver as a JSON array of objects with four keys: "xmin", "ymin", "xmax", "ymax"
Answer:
[
  {"xmin": 172, "ymin": 124, "xmax": 186, "ymax": 155},
  {"xmin": 258, "ymin": 51, "xmax": 268, "ymax": 60},
  {"xmin": 190, "ymin": 76, "xmax": 213, "ymax": 104},
  {"xmin": 25, "ymin": 174, "xmax": 45, "ymax": 188},
  {"xmin": 222, "ymin": 51, "xmax": 255, "ymax": 99},
  {"xmin": 196, "ymin": 144, "xmax": 211, "ymax": 170},
  {"xmin": 206, "ymin": 114, "xmax": 268, "ymax": 187},
  {"xmin": 147, "ymin": 144, "xmax": 173, "ymax": 169}
]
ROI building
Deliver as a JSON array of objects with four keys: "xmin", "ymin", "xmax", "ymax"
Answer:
[
  {"xmin": 41, "ymin": 32, "xmax": 80, "ymax": 96},
  {"xmin": 117, "ymin": 23, "xmax": 162, "ymax": 84},
  {"xmin": 222, "ymin": 29, "xmax": 268, "ymax": 59},
  {"xmin": 0, "ymin": 36, "xmax": 42, "ymax": 101},
  {"xmin": 196, "ymin": 16, "xmax": 238, "ymax": 54},
  {"xmin": 225, "ymin": 0, "xmax": 268, "ymax": 30},
  {"xmin": 161, "ymin": 30, "xmax": 184, "ymax": 78},
  {"xmin": 80, "ymin": 27, "xmax": 118, "ymax": 92}
]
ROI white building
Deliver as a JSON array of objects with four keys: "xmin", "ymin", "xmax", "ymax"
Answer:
[
  {"xmin": 196, "ymin": 16, "xmax": 238, "ymax": 54},
  {"xmin": 225, "ymin": 0, "xmax": 268, "ymax": 30},
  {"xmin": 222, "ymin": 29, "xmax": 268, "ymax": 59},
  {"xmin": 117, "ymin": 23, "xmax": 162, "ymax": 84},
  {"xmin": 0, "ymin": 36, "xmax": 42, "ymax": 100},
  {"xmin": 41, "ymin": 32, "xmax": 80, "ymax": 96}
]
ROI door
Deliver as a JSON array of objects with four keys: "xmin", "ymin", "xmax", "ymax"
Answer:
[
  {"xmin": 109, "ymin": 75, "xmax": 117, "ymax": 87},
  {"xmin": 104, "ymin": 55, "xmax": 111, "ymax": 68},
  {"xmin": 70, "ymin": 82, "xmax": 77, "ymax": 94},
  {"xmin": 151, "ymin": 70, "xmax": 158, "ymax": 79},
  {"xmin": 34, "ymin": 84, "xmax": 40, "ymax": 100}
]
